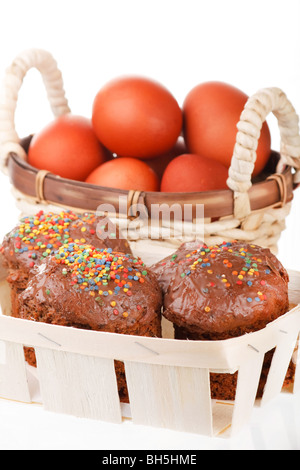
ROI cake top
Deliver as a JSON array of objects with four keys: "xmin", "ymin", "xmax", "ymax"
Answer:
[
  {"xmin": 0, "ymin": 209, "xmax": 131, "ymax": 271},
  {"xmin": 151, "ymin": 239, "xmax": 204, "ymax": 293},
  {"xmin": 53, "ymin": 243, "xmax": 148, "ymax": 299},
  {"xmin": 19, "ymin": 243, "xmax": 162, "ymax": 332},
  {"xmin": 153, "ymin": 240, "xmax": 289, "ymax": 339}
]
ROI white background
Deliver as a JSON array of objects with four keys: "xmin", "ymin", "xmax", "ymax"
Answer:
[{"xmin": 0, "ymin": 0, "xmax": 299, "ymax": 450}]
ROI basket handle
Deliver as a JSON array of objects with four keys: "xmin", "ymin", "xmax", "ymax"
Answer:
[
  {"xmin": 227, "ymin": 87, "xmax": 300, "ymax": 219},
  {"xmin": 0, "ymin": 48, "xmax": 70, "ymax": 174}
]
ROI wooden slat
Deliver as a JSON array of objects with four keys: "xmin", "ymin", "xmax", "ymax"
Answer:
[
  {"xmin": 212, "ymin": 401, "xmax": 235, "ymax": 437},
  {"xmin": 261, "ymin": 330, "xmax": 299, "ymax": 406},
  {"xmin": 292, "ymin": 333, "xmax": 300, "ymax": 395},
  {"xmin": 287, "ymin": 270, "xmax": 300, "ymax": 306},
  {"xmin": 125, "ymin": 361, "xmax": 213, "ymax": 435},
  {"xmin": 0, "ymin": 281, "xmax": 11, "ymax": 316},
  {"xmin": 0, "ymin": 340, "xmax": 31, "ymax": 403},
  {"xmin": 230, "ymin": 349, "xmax": 265, "ymax": 436},
  {"xmin": 0, "ymin": 314, "xmax": 289, "ymax": 369},
  {"xmin": 35, "ymin": 347, "xmax": 122, "ymax": 423}
]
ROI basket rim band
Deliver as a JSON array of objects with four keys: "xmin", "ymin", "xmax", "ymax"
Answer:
[
  {"xmin": 35, "ymin": 169, "xmax": 51, "ymax": 204},
  {"xmin": 8, "ymin": 152, "xmax": 294, "ymax": 220},
  {"xmin": 127, "ymin": 190, "xmax": 145, "ymax": 219},
  {"xmin": 266, "ymin": 173, "xmax": 288, "ymax": 208}
]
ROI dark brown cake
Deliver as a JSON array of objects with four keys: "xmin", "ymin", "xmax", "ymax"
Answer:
[
  {"xmin": 0, "ymin": 210, "xmax": 131, "ymax": 315},
  {"xmin": 152, "ymin": 240, "xmax": 293, "ymax": 400},
  {"xmin": 17, "ymin": 244, "xmax": 162, "ymax": 402}
]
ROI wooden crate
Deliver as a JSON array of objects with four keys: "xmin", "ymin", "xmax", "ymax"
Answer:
[{"xmin": 0, "ymin": 270, "xmax": 299, "ymax": 438}]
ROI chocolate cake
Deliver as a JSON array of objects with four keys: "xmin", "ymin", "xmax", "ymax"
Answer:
[
  {"xmin": 150, "ymin": 239, "xmax": 204, "ymax": 294},
  {"xmin": 17, "ymin": 244, "xmax": 162, "ymax": 402},
  {"xmin": 152, "ymin": 240, "xmax": 293, "ymax": 400},
  {"xmin": 0, "ymin": 210, "xmax": 131, "ymax": 316}
]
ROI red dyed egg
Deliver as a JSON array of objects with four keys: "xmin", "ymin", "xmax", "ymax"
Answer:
[
  {"xmin": 86, "ymin": 157, "xmax": 159, "ymax": 192},
  {"xmin": 161, "ymin": 153, "xmax": 229, "ymax": 192},
  {"xmin": 28, "ymin": 114, "xmax": 106, "ymax": 181},
  {"xmin": 92, "ymin": 76, "xmax": 183, "ymax": 159},
  {"xmin": 183, "ymin": 81, "xmax": 271, "ymax": 176},
  {"xmin": 146, "ymin": 137, "xmax": 187, "ymax": 180}
]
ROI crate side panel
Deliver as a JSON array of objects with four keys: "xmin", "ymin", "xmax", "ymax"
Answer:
[
  {"xmin": 261, "ymin": 330, "xmax": 299, "ymax": 406},
  {"xmin": 125, "ymin": 361, "xmax": 213, "ymax": 435},
  {"xmin": 0, "ymin": 313, "xmax": 293, "ymax": 370},
  {"xmin": 0, "ymin": 340, "xmax": 31, "ymax": 402},
  {"xmin": 35, "ymin": 347, "xmax": 122, "ymax": 423}
]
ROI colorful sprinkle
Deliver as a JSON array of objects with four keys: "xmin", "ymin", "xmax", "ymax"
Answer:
[
  {"xmin": 49, "ymin": 243, "xmax": 149, "ymax": 320},
  {"xmin": 8, "ymin": 210, "xmax": 102, "ymax": 267}
]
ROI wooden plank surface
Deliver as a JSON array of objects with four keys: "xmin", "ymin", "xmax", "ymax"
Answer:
[
  {"xmin": 125, "ymin": 361, "xmax": 213, "ymax": 435},
  {"xmin": 35, "ymin": 347, "xmax": 122, "ymax": 423},
  {"xmin": 230, "ymin": 349, "xmax": 265, "ymax": 436},
  {"xmin": 0, "ymin": 341, "xmax": 31, "ymax": 403}
]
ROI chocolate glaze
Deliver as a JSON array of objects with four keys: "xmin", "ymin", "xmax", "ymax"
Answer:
[
  {"xmin": 18, "ymin": 247, "xmax": 162, "ymax": 337},
  {"xmin": 1, "ymin": 210, "xmax": 131, "ymax": 276},
  {"xmin": 152, "ymin": 240, "xmax": 289, "ymax": 340},
  {"xmin": 151, "ymin": 240, "xmax": 204, "ymax": 294},
  {"xmin": 0, "ymin": 210, "xmax": 132, "ymax": 320}
]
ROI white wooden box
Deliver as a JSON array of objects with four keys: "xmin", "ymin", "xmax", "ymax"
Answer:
[{"xmin": 0, "ymin": 260, "xmax": 299, "ymax": 439}]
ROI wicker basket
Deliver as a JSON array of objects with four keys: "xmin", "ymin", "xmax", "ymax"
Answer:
[{"xmin": 0, "ymin": 48, "xmax": 300, "ymax": 256}]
